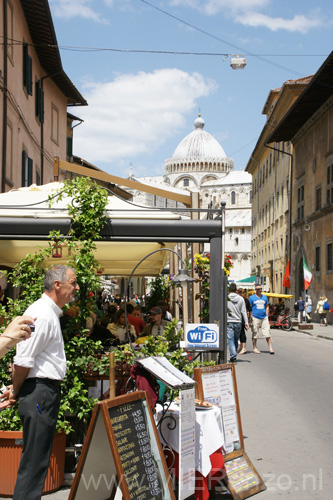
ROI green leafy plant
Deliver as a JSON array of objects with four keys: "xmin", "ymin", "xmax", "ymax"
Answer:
[
  {"xmin": 0, "ymin": 177, "xmax": 110, "ymax": 434},
  {"xmin": 193, "ymin": 252, "xmax": 234, "ymax": 322}
]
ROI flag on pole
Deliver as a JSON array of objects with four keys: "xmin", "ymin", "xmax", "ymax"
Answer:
[
  {"xmin": 303, "ymin": 255, "xmax": 313, "ymax": 290},
  {"xmin": 282, "ymin": 261, "xmax": 290, "ymax": 288}
]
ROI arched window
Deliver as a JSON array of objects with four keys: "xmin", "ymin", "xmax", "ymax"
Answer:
[{"xmin": 231, "ymin": 191, "xmax": 236, "ymax": 205}]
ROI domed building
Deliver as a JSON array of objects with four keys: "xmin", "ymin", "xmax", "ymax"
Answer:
[
  {"xmin": 128, "ymin": 115, "xmax": 252, "ymax": 282},
  {"xmin": 164, "ymin": 115, "xmax": 234, "ymax": 196}
]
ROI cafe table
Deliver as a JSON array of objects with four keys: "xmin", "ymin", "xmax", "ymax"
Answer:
[{"xmin": 155, "ymin": 402, "xmax": 226, "ymax": 500}]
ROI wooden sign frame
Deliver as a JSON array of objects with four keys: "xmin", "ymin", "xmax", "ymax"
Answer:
[
  {"xmin": 69, "ymin": 391, "xmax": 175, "ymax": 500},
  {"xmin": 223, "ymin": 450, "xmax": 266, "ymax": 499},
  {"xmin": 193, "ymin": 363, "xmax": 244, "ymax": 456}
]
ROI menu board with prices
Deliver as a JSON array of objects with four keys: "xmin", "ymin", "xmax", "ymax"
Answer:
[
  {"xmin": 223, "ymin": 451, "xmax": 266, "ymax": 499},
  {"xmin": 193, "ymin": 364, "xmax": 244, "ymax": 456},
  {"xmin": 69, "ymin": 391, "xmax": 175, "ymax": 500}
]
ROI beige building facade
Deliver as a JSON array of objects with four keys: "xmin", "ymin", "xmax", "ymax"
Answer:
[
  {"xmin": 268, "ymin": 53, "xmax": 333, "ymax": 309},
  {"xmin": 0, "ymin": 0, "xmax": 86, "ymax": 192},
  {"xmin": 246, "ymin": 76, "xmax": 312, "ymax": 292}
]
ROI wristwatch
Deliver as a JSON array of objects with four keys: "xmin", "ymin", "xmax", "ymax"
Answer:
[{"xmin": 11, "ymin": 388, "xmax": 18, "ymax": 398}]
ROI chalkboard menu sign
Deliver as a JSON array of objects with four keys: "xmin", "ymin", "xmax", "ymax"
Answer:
[
  {"xmin": 69, "ymin": 391, "xmax": 175, "ymax": 500},
  {"xmin": 109, "ymin": 399, "xmax": 165, "ymax": 499},
  {"xmin": 223, "ymin": 450, "xmax": 266, "ymax": 499}
]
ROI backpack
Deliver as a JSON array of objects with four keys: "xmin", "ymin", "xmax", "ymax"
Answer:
[{"xmin": 323, "ymin": 301, "xmax": 329, "ymax": 310}]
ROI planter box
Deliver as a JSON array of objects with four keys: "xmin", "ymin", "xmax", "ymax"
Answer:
[{"xmin": 0, "ymin": 430, "xmax": 66, "ymax": 497}]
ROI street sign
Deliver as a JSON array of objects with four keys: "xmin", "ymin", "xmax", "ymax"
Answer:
[{"xmin": 185, "ymin": 324, "xmax": 219, "ymax": 349}]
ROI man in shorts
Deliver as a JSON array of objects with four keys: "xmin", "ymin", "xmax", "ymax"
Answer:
[{"xmin": 249, "ymin": 285, "xmax": 275, "ymax": 354}]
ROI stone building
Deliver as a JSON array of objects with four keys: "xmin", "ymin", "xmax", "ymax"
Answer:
[
  {"xmin": 246, "ymin": 76, "xmax": 312, "ymax": 292},
  {"xmin": 0, "ymin": 0, "xmax": 86, "ymax": 192},
  {"xmin": 267, "ymin": 52, "xmax": 333, "ymax": 308}
]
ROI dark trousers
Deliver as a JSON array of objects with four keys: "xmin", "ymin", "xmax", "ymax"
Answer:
[{"xmin": 13, "ymin": 379, "xmax": 61, "ymax": 500}]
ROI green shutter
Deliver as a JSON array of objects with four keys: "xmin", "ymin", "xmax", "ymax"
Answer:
[
  {"xmin": 27, "ymin": 158, "xmax": 33, "ymax": 186},
  {"xmin": 22, "ymin": 150, "xmax": 27, "ymax": 186}
]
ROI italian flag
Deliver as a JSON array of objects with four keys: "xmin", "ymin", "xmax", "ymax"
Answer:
[{"xmin": 303, "ymin": 255, "xmax": 313, "ymax": 290}]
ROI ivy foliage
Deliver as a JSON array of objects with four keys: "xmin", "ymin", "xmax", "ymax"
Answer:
[{"xmin": 0, "ymin": 177, "xmax": 109, "ymax": 433}]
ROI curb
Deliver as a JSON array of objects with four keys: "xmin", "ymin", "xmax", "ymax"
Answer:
[{"xmin": 295, "ymin": 328, "xmax": 333, "ymax": 341}]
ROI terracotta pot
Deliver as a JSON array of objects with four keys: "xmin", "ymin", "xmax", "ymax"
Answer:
[{"xmin": 0, "ymin": 430, "xmax": 66, "ymax": 497}]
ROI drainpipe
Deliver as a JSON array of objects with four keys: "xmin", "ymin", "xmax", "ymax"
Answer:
[
  {"xmin": 265, "ymin": 142, "xmax": 293, "ymax": 292},
  {"xmin": 1, "ymin": 0, "xmax": 8, "ymax": 193}
]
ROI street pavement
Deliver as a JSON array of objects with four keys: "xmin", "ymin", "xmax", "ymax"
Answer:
[{"xmin": 2, "ymin": 321, "xmax": 332, "ymax": 500}]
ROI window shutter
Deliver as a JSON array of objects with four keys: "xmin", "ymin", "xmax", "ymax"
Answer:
[
  {"xmin": 27, "ymin": 157, "xmax": 33, "ymax": 186},
  {"xmin": 67, "ymin": 135, "xmax": 73, "ymax": 157},
  {"xmin": 23, "ymin": 44, "xmax": 33, "ymax": 95},
  {"xmin": 22, "ymin": 150, "xmax": 28, "ymax": 186},
  {"xmin": 35, "ymin": 81, "xmax": 44, "ymax": 122}
]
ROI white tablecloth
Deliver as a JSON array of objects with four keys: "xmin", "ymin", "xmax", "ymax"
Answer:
[{"xmin": 156, "ymin": 403, "xmax": 224, "ymax": 477}]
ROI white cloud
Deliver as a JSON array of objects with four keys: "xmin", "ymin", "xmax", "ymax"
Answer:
[
  {"xmin": 171, "ymin": 0, "xmax": 324, "ymax": 33},
  {"xmin": 237, "ymin": 12, "xmax": 322, "ymax": 33},
  {"xmin": 49, "ymin": 0, "xmax": 107, "ymax": 23},
  {"xmin": 74, "ymin": 69, "xmax": 217, "ymax": 168}
]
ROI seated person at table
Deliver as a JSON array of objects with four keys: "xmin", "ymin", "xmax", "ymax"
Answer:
[
  {"xmin": 156, "ymin": 300, "xmax": 173, "ymax": 321},
  {"xmin": 126, "ymin": 303, "xmax": 145, "ymax": 336},
  {"xmin": 140, "ymin": 307, "xmax": 169, "ymax": 337},
  {"xmin": 101, "ymin": 303, "xmax": 117, "ymax": 327},
  {"xmin": 107, "ymin": 309, "xmax": 136, "ymax": 343},
  {"xmin": 132, "ymin": 305, "xmax": 144, "ymax": 319}
]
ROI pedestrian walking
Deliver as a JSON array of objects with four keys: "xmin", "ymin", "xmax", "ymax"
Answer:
[
  {"xmin": 305, "ymin": 295, "xmax": 312, "ymax": 322},
  {"xmin": 9, "ymin": 265, "xmax": 79, "ymax": 500},
  {"xmin": 295, "ymin": 297, "xmax": 305, "ymax": 324},
  {"xmin": 249, "ymin": 284, "xmax": 275, "ymax": 354},
  {"xmin": 315, "ymin": 296, "xmax": 329, "ymax": 326},
  {"xmin": 227, "ymin": 283, "xmax": 249, "ymax": 363},
  {"xmin": 237, "ymin": 288, "xmax": 251, "ymax": 355}
]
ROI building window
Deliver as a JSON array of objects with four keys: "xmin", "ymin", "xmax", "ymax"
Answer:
[
  {"xmin": 315, "ymin": 186, "xmax": 321, "ymax": 211},
  {"xmin": 315, "ymin": 246, "xmax": 320, "ymax": 272},
  {"xmin": 235, "ymin": 237, "xmax": 239, "ymax": 246},
  {"xmin": 183, "ymin": 178, "xmax": 189, "ymax": 187},
  {"xmin": 297, "ymin": 185, "xmax": 304, "ymax": 220},
  {"xmin": 23, "ymin": 43, "xmax": 33, "ymax": 96},
  {"xmin": 35, "ymin": 80, "xmax": 44, "ymax": 123},
  {"xmin": 22, "ymin": 150, "xmax": 33, "ymax": 187},
  {"xmin": 327, "ymin": 242, "xmax": 333, "ymax": 272},
  {"xmin": 229, "ymin": 228, "xmax": 233, "ymax": 234},
  {"xmin": 231, "ymin": 191, "xmax": 236, "ymax": 205},
  {"xmin": 326, "ymin": 163, "xmax": 333, "ymax": 206}
]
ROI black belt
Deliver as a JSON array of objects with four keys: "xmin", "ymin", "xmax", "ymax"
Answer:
[{"xmin": 27, "ymin": 377, "xmax": 62, "ymax": 386}]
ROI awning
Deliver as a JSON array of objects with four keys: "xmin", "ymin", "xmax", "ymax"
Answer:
[
  {"xmin": 0, "ymin": 183, "xmax": 181, "ymax": 276},
  {"xmin": 0, "ymin": 183, "xmax": 221, "ymax": 277},
  {"xmin": 236, "ymin": 276, "xmax": 256, "ymax": 287}
]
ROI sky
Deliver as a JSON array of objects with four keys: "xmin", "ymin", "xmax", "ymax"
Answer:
[{"xmin": 48, "ymin": 0, "xmax": 333, "ymax": 178}]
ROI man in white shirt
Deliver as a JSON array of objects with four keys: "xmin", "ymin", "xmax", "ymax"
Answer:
[{"xmin": 9, "ymin": 265, "xmax": 79, "ymax": 500}]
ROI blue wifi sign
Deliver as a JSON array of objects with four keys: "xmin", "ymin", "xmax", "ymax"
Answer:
[{"xmin": 185, "ymin": 324, "xmax": 219, "ymax": 349}]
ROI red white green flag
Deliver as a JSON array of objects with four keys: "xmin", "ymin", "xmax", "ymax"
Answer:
[{"xmin": 303, "ymin": 255, "xmax": 312, "ymax": 290}]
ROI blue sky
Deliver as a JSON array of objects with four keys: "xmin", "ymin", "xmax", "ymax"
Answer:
[{"xmin": 49, "ymin": 0, "xmax": 332, "ymax": 177}]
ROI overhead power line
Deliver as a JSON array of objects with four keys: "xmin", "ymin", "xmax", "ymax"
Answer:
[
  {"xmin": 0, "ymin": 36, "xmax": 327, "ymax": 59},
  {"xmin": 138, "ymin": 0, "xmax": 325, "ymax": 77}
]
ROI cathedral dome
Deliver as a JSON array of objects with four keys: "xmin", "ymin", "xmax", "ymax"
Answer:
[
  {"xmin": 164, "ymin": 115, "xmax": 234, "ymax": 179},
  {"xmin": 171, "ymin": 116, "xmax": 227, "ymax": 160}
]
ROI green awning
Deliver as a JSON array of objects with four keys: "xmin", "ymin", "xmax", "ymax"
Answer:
[{"xmin": 236, "ymin": 276, "xmax": 256, "ymax": 284}]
